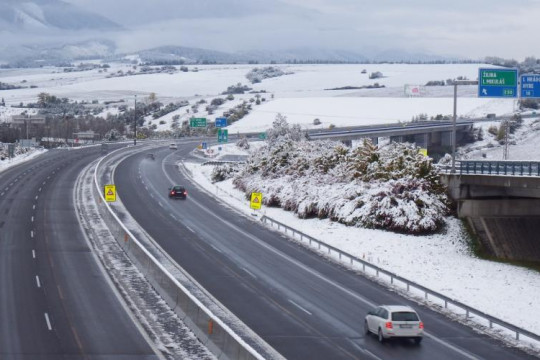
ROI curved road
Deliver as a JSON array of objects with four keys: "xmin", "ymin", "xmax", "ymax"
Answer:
[
  {"xmin": 115, "ymin": 142, "xmax": 537, "ymax": 360},
  {"xmin": 0, "ymin": 147, "xmax": 159, "ymax": 360}
]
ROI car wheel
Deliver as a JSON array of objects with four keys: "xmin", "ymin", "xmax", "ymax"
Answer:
[
  {"xmin": 364, "ymin": 320, "xmax": 370, "ymax": 335},
  {"xmin": 414, "ymin": 337, "xmax": 422, "ymax": 345},
  {"xmin": 378, "ymin": 328, "xmax": 385, "ymax": 343}
]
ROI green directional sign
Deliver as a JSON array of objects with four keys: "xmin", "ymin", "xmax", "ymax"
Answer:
[
  {"xmin": 218, "ymin": 128, "xmax": 228, "ymax": 143},
  {"xmin": 190, "ymin": 117, "xmax": 207, "ymax": 127},
  {"xmin": 258, "ymin": 132, "xmax": 267, "ymax": 140},
  {"xmin": 478, "ymin": 68, "xmax": 518, "ymax": 98}
]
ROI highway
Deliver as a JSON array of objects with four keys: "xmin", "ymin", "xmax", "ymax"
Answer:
[
  {"xmin": 0, "ymin": 147, "xmax": 160, "ymax": 360},
  {"xmin": 114, "ymin": 142, "xmax": 538, "ymax": 360}
]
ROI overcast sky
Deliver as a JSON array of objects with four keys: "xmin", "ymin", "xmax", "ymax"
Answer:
[{"xmin": 62, "ymin": 0, "xmax": 540, "ymax": 60}]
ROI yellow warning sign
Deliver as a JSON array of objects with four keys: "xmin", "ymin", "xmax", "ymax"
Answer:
[
  {"xmin": 104, "ymin": 184, "xmax": 116, "ymax": 202},
  {"xmin": 419, "ymin": 148, "xmax": 428, "ymax": 156},
  {"xmin": 250, "ymin": 192, "xmax": 262, "ymax": 210}
]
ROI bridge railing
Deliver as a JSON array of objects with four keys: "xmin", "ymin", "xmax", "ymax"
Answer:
[
  {"xmin": 260, "ymin": 215, "xmax": 540, "ymax": 347},
  {"xmin": 439, "ymin": 160, "xmax": 540, "ymax": 177}
]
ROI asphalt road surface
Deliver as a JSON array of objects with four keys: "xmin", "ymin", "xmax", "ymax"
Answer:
[
  {"xmin": 0, "ymin": 147, "xmax": 160, "ymax": 360},
  {"xmin": 114, "ymin": 142, "xmax": 538, "ymax": 360}
]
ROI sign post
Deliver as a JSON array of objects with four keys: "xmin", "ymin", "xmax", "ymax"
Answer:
[{"xmin": 478, "ymin": 68, "xmax": 518, "ymax": 98}]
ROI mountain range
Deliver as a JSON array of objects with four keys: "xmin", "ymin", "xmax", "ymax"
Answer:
[
  {"xmin": 0, "ymin": 0, "xmax": 120, "ymax": 31},
  {"xmin": 0, "ymin": 0, "xmax": 456, "ymax": 66}
]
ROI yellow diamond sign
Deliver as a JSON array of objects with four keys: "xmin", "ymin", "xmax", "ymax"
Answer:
[
  {"xmin": 104, "ymin": 184, "xmax": 116, "ymax": 202},
  {"xmin": 250, "ymin": 192, "xmax": 262, "ymax": 210}
]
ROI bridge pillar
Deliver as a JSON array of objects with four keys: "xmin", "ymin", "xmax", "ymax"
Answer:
[
  {"xmin": 442, "ymin": 174, "xmax": 540, "ymax": 263},
  {"xmin": 441, "ymin": 131, "xmax": 452, "ymax": 147},
  {"xmin": 414, "ymin": 133, "xmax": 429, "ymax": 148}
]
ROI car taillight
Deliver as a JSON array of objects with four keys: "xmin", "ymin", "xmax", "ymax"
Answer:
[
  {"xmin": 170, "ymin": 191, "xmax": 175, "ymax": 195},
  {"xmin": 419, "ymin": 322, "xmax": 424, "ymax": 329},
  {"xmin": 183, "ymin": 191, "xmax": 187, "ymax": 195},
  {"xmin": 385, "ymin": 322, "xmax": 393, "ymax": 329}
]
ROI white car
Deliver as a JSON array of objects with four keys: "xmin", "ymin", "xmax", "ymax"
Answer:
[
  {"xmin": 365, "ymin": 305, "xmax": 424, "ymax": 344},
  {"xmin": 169, "ymin": 143, "xmax": 178, "ymax": 150}
]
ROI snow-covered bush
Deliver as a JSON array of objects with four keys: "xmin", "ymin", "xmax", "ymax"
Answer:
[
  {"xmin": 236, "ymin": 137, "xmax": 250, "ymax": 150},
  {"xmin": 266, "ymin": 113, "xmax": 305, "ymax": 147},
  {"xmin": 211, "ymin": 163, "xmax": 240, "ymax": 183},
  {"xmin": 232, "ymin": 134, "xmax": 449, "ymax": 234},
  {"xmin": 246, "ymin": 67, "xmax": 291, "ymax": 84}
]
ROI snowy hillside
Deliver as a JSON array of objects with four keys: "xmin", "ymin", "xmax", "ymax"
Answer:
[{"xmin": 0, "ymin": 0, "xmax": 120, "ymax": 31}]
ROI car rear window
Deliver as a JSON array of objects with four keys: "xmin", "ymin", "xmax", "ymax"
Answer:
[{"xmin": 391, "ymin": 312, "xmax": 419, "ymax": 321}]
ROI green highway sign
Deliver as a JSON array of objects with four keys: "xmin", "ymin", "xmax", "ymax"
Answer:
[
  {"xmin": 218, "ymin": 128, "xmax": 228, "ymax": 143},
  {"xmin": 478, "ymin": 68, "xmax": 518, "ymax": 98},
  {"xmin": 190, "ymin": 117, "xmax": 207, "ymax": 127},
  {"xmin": 258, "ymin": 132, "xmax": 267, "ymax": 140}
]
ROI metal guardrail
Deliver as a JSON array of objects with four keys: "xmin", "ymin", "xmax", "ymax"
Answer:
[
  {"xmin": 260, "ymin": 215, "xmax": 540, "ymax": 345},
  {"xmin": 93, "ymin": 146, "xmax": 274, "ymax": 360},
  {"xmin": 459, "ymin": 160, "xmax": 540, "ymax": 176},
  {"xmin": 439, "ymin": 160, "xmax": 540, "ymax": 177}
]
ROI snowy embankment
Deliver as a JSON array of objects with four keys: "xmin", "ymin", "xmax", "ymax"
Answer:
[
  {"xmin": 0, "ymin": 146, "xmax": 47, "ymax": 172},
  {"xmin": 183, "ymin": 141, "xmax": 540, "ymax": 349}
]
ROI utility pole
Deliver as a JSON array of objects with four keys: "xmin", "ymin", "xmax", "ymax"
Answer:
[
  {"xmin": 451, "ymin": 80, "xmax": 479, "ymax": 173},
  {"xmin": 134, "ymin": 95, "xmax": 137, "ymax": 146},
  {"xmin": 451, "ymin": 83, "xmax": 457, "ymax": 173},
  {"xmin": 503, "ymin": 120, "xmax": 510, "ymax": 160}
]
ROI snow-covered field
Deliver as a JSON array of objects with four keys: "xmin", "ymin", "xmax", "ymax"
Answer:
[{"xmin": 0, "ymin": 63, "xmax": 517, "ymax": 133}]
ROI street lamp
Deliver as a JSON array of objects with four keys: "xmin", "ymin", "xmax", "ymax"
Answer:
[
  {"xmin": 134, "ymin": 95, "xmax": 137, "ymax": 146},
  {"xmin": 451, "ymin": 80, "xmax": 478, "ymax": 173}
]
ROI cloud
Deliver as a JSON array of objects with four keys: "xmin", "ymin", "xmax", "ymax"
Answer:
[{"xmin": 18, "ymin": 0, "xmax": 540, "ymax": 60}]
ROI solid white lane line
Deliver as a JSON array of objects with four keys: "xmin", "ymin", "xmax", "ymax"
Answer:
[
  {"xmin": 44, "ymin": 313, "xmax": 52, "ymax": 330},
  {"xmin": 288, "ymin": 299, "xmax": 312, "ymax": 316},
  {"xmin": 35, "ymin": 276, "xmax": 41, "ymax": 288},
  {"xmin": 210, "ymin": 244, "xmax": 223, "ymax": 253},
  {"xmin": 242, "ymin": 267, "xmax": 257, "ymax": 279},
  {"xmin": 32, "ymin": 250, "xmax": 36, "ymax": 259}
]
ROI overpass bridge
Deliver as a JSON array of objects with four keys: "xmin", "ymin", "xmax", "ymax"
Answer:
[
  {"xmin": 308, "ymin": 120, "xmax": 474, "ymax": 153},
  {"xmin": 441, "ymin": 160, "xmax": 540, "ymax": 264}
]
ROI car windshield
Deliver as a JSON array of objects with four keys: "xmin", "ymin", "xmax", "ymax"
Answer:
[
  {"xmin": 391, "ymin": 312, "xmax": 419, "ymax": 321},
  {"xmin": 173, "ymin": 186, "xmax": 184, "ymax": 191}
]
